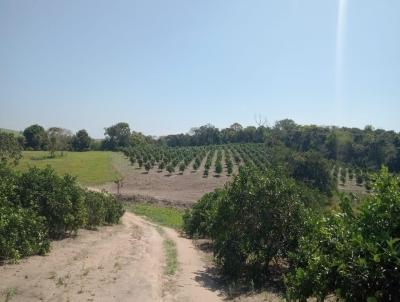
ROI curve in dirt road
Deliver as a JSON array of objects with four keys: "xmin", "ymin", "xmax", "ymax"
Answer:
[{"xmin": 0, "ymin": 212, "xmax": 224, "ymax": 302}]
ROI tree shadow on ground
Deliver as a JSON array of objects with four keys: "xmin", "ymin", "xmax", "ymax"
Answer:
[{"xmin": 193, "ymin": 240, "xmax": 286, "ymax": 301}]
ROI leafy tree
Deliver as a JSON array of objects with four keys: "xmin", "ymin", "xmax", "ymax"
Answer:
[
  {"xmin": 15, "ymin": 167, "xmax": 87, "ymax": 238},
  {"xmin": 23, "ymin": 124, "xmax": 47, "ymax": 150},
  {"xmin": 185, "ymin": 167, "xmax": 305, "ymax": 281},
  {"xmin": 179, "ymin": 163, "xmax": 185, "ymax": 174},
  {"xmin": 158, "ymin": 161, "xmax": 165, "ymax": 171},
  {"xmin": 183, "ymin": 190, "xmax": 225, "ymax": 238},
  {"xmin": 72, "ymin": 129, "xmax": 91, "ymax": 151},
  {"xmin": 214, "ymin": 161, "xmax": 223, "ymax": 175},
  {"xmin": 0, "ymin": 133, "xmax": 22, "ymax": 165},
  {"xmin": 144, "ymin": 162, "xmax": 151, "ymax": 173},
  {"xmin": 47, "ymin": 127, "xmax": 72, "ymax": 156},
  {"xmin": 0, "ymin": 205, "xmax": 50, "ymax": 261},
  {"xmin": 166, "ymin": 164, "xmax": 175, "ymax": 175},
  {"xmin": 290, "ymin": 151, "xmax": 336, "ymax": 195},
  {"xmin": 286, "ymin": 168, "xmax": 400, "ymax": 301},
  {"xmin": 103, "ymin": 122, "xmax": 131, "ymax": 150},
  {"xmin": 227, "ymin": 164, "xmax": 233, "ymax": 175}
]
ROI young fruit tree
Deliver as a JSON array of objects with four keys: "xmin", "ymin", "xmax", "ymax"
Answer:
[{"xmin": 166, "ymin": 164, "xmax": 175, "ymax": 175}]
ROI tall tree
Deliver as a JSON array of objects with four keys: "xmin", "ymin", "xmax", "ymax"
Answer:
[
  {"xmin": 103, "ymin": 122, "xmax": 131, "ymax": 150},
  {"xmin": 47, "ymin": 127, "xmax": 72, "ymax": 156},
  {"xmin": 23, "ymin": 124, "xmax": 47, "ymax": 150},
  {"xmin": 72, "ymin": 129, "xmax": 91, "ymax": 151}
]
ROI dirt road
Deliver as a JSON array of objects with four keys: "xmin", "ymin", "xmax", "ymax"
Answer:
[{"xmin": 0, "ymin": 212, "xmax": 223, "ymax": 302}]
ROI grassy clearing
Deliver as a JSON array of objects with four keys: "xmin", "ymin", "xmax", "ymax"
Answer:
[
  {"xmin": 163, "ymin": 239, "xmax": 178, "ymax": 275},
  {"xmin": 126, "ymin": 203, "xmax": 184, "ymax": 230},
  {"xmin": 16, "ymin": 151, "xmax": 120, "ymax": 185}
]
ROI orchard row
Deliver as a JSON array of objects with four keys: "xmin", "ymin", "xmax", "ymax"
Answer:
[{"xmin": 121, "ymin": 143, "xmax": 273, "ymax": 176}]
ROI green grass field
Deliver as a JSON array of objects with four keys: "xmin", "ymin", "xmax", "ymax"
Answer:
[
  {"xmin": 17, "ymin": 151, "xmax": 120, "ymax": 185},
  {"xmin": 126, "ymin": 203, "xmax": 184, "ymax": 230}
]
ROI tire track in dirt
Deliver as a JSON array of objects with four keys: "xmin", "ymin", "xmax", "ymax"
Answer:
[
  {"xmin": 0, "ymin": 212, "xmax": 224, "ymax": 302},
  {"xmin": 0, "ymin": 212, "xmax": 164, "ymax": 302}
]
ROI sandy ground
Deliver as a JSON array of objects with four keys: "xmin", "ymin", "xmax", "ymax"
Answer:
[
  {"xmin": 163, "ymin": 228, "xmax": 222, "ymax": 302},
  {"xmin": 1, "ymin": 212, "xmax": 281, "ymax": 302},
  {"xmin": 96, "ymin": 152, "xmax": 239, "ymax": 207},
  {"xmin": 0, "ymin": 212, "xmax": 164, "ymax": 302},
  {"xmin": 1, "ymin": 213, "xmax": 238, "ymax": 302}
]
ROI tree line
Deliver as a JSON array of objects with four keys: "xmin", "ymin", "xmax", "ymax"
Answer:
[
  {"xmin": 159, "ymin": 120, "xmax": 400, "ymax": 173},
  {"xmin": 6, "ymin": 120, "xmax": 400, "ymax": 174}
]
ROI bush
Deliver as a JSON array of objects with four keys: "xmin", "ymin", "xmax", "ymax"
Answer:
[
  {"xmin": 103, "ymin": 192, "xmax": 125, "ymax": 224},
  {"xmin": 15, "ymin": 167, "xmax": 87, "ymax": 238},
  {"xmin": 183, "ymin": 190, "xmax": 224, "ymax": 238},
  {"xmin": 0, "ymin": 205, "xmax": 50, "ymax": 261},
  {"xmin": 285, "ymin": 167, "xmax": 400, "ymax": 301},
  {"xmin": 215, "ymin": 161, "xmax": 222, "ymax": 174},
  {"xmin": 185, "ymin": 167, "xmax": 305, "ymax": 282},
  {"xmin": 0, "ymin": 163, "xmax": 124, "ymax": 261}
]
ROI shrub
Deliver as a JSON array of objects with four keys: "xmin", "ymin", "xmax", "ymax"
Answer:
[
  {"xmin": 285, "ymin": 167, "xmax": 400, "ymax": 301},
  {"xmin": 183, "ymin": 190, "xmax": 224, "ymax": 238},
  {"xmin": 0, "ymin": 205, "xmax": 50, "ymax": 261},
  {"xmin": 179, "ymin": 163, "xmax": 186, "ymax": 174},
  {"xmin": 102, "ymin": 193, "xmax": 125, "ymax": 224},
  {"xmin": 84, "ymin": 191, "xmax": 107, "ymax": 228},
  {"xmin": 0, "ymin": 164, "xmax": 124, "ymax": 261},
  {"xmin": 166, "ymin": 165, "xmax": 175, "ymax": 174},
  {"xmin": 185, "ymin": 167, "xmax": 305, "ymax": 282},
  {"xmin": 15, "ymin": 167, "xmax": 87, "ymax": 239},
  {"xmin": 214, "ymin": 161, "xmax": 222, "ymax": 175}
]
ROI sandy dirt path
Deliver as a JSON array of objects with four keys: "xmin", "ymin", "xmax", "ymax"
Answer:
[
  {"xmin": 0, "ymin": 212, "xmax": 164, "ymax": 302},
  {"xmin": 0, "ymin": 212, "xmax": 224, "ymax": 302},
  {"xmin": 163, "ymin": 228, "xmax": 223, "ymax": 302}
]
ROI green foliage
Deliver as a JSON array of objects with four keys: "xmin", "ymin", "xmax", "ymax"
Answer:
[
  {"xmin": 15, "ymin": 167, "xmax": 87, "ymax": 238},
  {"xmin": 102, "ymin": 122, "xmax": 131, "ymax": 150},
  {"xmin": 72, "ymin": 129, "xmax": 91, "ymax": 151},
  {"xmin": 158, "ymin": 161, "xmax": 165, "ymax": 171},
  {"xmin": 166, "ymin": 164, "xmax": 175, "ymax": 174},
  {"xmin": 0, "ymin": 205, "xmax": 50, "ymax": 261},
  {"xmin": 183, "ymin": 190, "xmax": 224, "ymax": 238},
  {"xmin": 285, "ymin": 167, "xmax": 400, "ymax": 301},
  {"xmin": 290, "ymin": 151, "xmax": 336, "ymax": 195},
  {"xmin": 23, "ymin": 124, "xmax": 47, "ymax": 150},
  {"xmin": 0, "ymin": 162, "xmax": 124, "ymax": 261},
  {"xmin": 84, "ymin": 190, "xmax": 124, "ymax": 228},
  {"xmin": 144, "ymin": 161, "xmax": 151, "ymax": 172},
  {"xmin": 0, "ymin": 132, "xmax": 22, "ymax": 165},
  {"xmin": 179, "ymin": 162, "xmax": 185, "ymax": 173},
  {"xmin": 214, "ymin": 161, "xmax": 223, "ymax": 175},
  {"xmin": 184, "ymin": 167, "xmax": 305, "ymax": 282}
]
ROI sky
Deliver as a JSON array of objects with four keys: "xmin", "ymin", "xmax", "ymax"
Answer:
[{"xmin": 0, "ymin": 0, "xmax": 399, "ymax": 138}]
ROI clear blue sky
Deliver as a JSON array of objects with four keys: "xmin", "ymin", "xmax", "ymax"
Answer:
[{"xmin": 0, "ymin": 0, "xmax": 399, "ymax": 138}]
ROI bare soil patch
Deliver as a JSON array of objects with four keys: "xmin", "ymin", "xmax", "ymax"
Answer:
[
  {"xmin": 0, "ymin": 212, "xmax": 164, "ymax": 302},
  {"xmin": 96, "ymin": 153, "xmax": 239, "ymax": 207}
]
